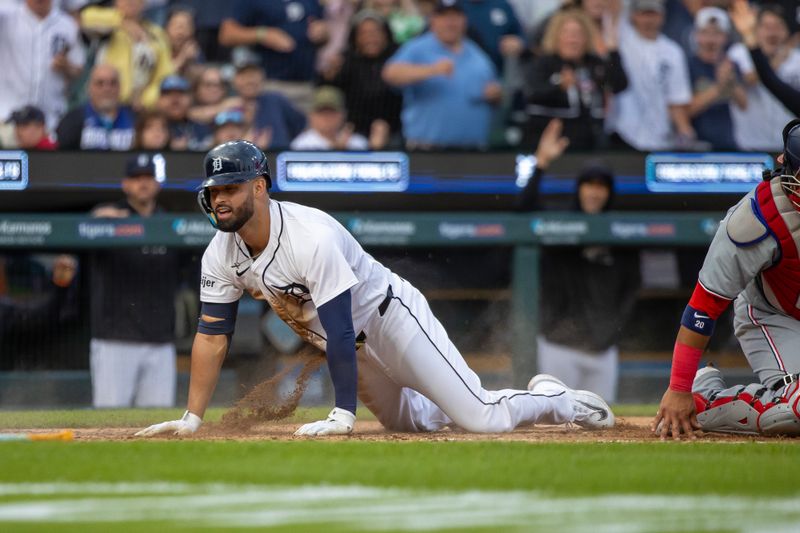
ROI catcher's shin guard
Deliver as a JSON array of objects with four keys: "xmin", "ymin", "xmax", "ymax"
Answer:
[
  {"xmin": 696, "ymin": 383, "xmax": 800, "ymax": 436},
  {"xmin": 758, "ymin": 383, "xmax": 800, "ymax": 436},
  {"xmin": 695, "ymin": 396, "xmax": 761, "ymax": 435}
]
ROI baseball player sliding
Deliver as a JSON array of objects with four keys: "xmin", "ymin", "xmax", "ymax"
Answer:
[
  {"xmin": 654, "ymin": 119, "xmax": 800, "ymax": 439},
  {"xmin": 137, "ymin": 140, "xmax": 614, "ymax": 437}
]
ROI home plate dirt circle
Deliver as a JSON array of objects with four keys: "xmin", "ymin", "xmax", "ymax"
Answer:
[{"xmin": 20, "ymin": 417, "xmax": 791, "ymax": 442}]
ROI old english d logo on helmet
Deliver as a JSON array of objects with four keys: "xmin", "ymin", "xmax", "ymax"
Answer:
[{"xmin": 197, "ymin": 140, "xmax": 272, "ymax": 227}]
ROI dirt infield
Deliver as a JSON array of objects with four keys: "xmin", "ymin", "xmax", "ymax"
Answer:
[{"xmin": 19, "ymin": 417, "xmax": 789, "ymax": 443}]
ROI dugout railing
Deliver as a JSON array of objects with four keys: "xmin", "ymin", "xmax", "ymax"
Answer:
[{"xmin": 0, "ymin": 210, "xmax": 722, "ymax": 396}]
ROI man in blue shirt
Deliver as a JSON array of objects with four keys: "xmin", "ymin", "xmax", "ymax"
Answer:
[{"xmin": 383, "ymin": 0, "xmax": 501, "ymax": 149}]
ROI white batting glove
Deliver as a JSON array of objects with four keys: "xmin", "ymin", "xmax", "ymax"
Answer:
[
  {"xmin": 134, "ymin": 411, "xmax": 202, "ymax": 437},
  {"xmin": 294, "ymin": 407, "xmax": 355, "ymax": 437}
]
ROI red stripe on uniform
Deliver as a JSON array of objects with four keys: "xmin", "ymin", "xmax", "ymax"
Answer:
[{"xmin": 747, "ymin": 304, "xmax": 785, "ymax": 372}]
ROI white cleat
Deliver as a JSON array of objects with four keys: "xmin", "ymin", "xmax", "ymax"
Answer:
[{"xmin": 527, "ymin": 374, "xmax": 615, "ymax": 430}]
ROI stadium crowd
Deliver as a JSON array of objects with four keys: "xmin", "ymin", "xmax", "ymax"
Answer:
[{"xmin": 0, "ymin": 0, "xmax": 798, "ymax": 152}]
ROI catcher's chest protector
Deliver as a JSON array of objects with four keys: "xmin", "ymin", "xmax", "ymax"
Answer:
[{"xmin": 756, "ymin": 177, "xmax": 800, "ymax": 320}]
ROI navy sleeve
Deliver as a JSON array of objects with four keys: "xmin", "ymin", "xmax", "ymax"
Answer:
[{"xmin": 316, "ymin": 289, "xmax": 358, "ymax": 414}]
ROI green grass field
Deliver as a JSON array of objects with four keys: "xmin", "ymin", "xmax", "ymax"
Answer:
[{"xmin": 1, "ymin": 407, "xmax": 799, "ymax": 532}]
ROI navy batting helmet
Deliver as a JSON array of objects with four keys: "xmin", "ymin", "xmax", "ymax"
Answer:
[{"xmin": 197, "ymin": 140, "xmax": 271, "ymax": 227}]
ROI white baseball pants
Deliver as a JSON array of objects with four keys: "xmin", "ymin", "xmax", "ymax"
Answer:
[
  {"xmin": 356, "ymin": 275, "xmax": 574, "ymax": 432},
  {"xmin": 90, "ymin": 339, "xmax": 176, "ymax": 408}
]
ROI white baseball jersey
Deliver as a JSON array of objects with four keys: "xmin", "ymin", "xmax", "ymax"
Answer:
[
  {"xmin": 609, "ymin": 20, "xmax": 691, "ymax": 150},
  {"xmin": 199, "ymin": 198, "xmax": 578, "ymax": 433},
  {"xmin": 0, "ymin": 3, "xmax": 85, "ymax": 130},
  {"xmin": 727, "ymin": 43, "xmax": 800, "ymax": 151},
  {"xmin": 200, "ymin": 200, "xmax": 392, "ymax": 350}
]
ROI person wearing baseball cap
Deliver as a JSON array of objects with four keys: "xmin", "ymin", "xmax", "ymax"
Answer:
[
  {"xmin": 290, "ymin": 86, "xmax": 369, "ymax": 150},
  {"xmin": 7, "ymin": 105, "xmax": 57, "ymax": 151},
  {"xmin": 212, "ymin": 109, "xmax": 247, "ymax": 145},
  {"xmin": 631, "ymin": 0, "xmax": 663, "ymax": 14},
  {"xmin": 87, "ymin": 152, "xmax": 179, "ymax": 409},
  {"xmin": 608, "ymin": 0, "xmax": 695, "ymax": 150},
  {"xmin": 157, "ymin": 75, "xmax": 210, "ymax": 151},
  {"xmin": 685, "ymin": 6, "xmax": 743, "ymax": 151}
]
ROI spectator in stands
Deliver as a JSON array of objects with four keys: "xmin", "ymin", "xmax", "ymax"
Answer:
[
  {"xmin": 227, "ymin": 61, "xmax": 307, "ymax": 150},
  {"xmin": 524, "ymin": 8, "xmax": 627, "ymax": 151},
  {"xmin": 89, "ymin": 153, "xmax": 179, "ymax": 408},
  {"xmin": 80, "ymin": 0, "xmax": 174, "ymax": 110},
  {"xmin": 165, "ymin": 5, "xmax": 204, "ymax": 79},
  {"xmin": 156, "ymin": 75, "xmax": 211, "ymax": 150},
  {"xmin": 133, "ymin": 109, "xmax": 170, "ymax": 150},
  {"xmin": 7, "ymin": 106, "xmax": 58, "ymax": 151},
  {"xmin": 219, "ymin": 0, "xmax": 329, "ymax": 111},
  {"xmin": 187, "ymin": 66, "xmax": 231, "ymax": 125},
  {"xmin": 462, "ymin": 0, "xmax": 526, "ymax": 72},
  {"xmin": 516, "ymin": 119, "xmax": 640, "ymax": 403},
  {"xmin": 663, "ymin": 0, "xmax": 715, "ymax": 57},
  {"xmin": 176, "ymin": 1, "xmax": 233, "ymax": 63},
  {"xmin": 686, "ymin": 7, "xmax": 744, "ymax": 151},
  {"xmin": 56, "ymin": 64, "xmax": 136, "ymax": 150},
  {"xmin": 728, "ymin": 3, "xmax": 800, "ymax": 150},
  {"xmin": 609, "ymin": 0, "xmax": 695, "ymax": 151},
  {"xmin": 751, "ymin": 0, "xmax": 800, "ymax": 42},
  {"xmin": 383, "ymin": 0, "xmax": 501, "ymax": 149},
  {"xmin": 291, "ymin": 86, "xmax": 370, "ymax": 150},
  {"xmin": 729, "ymin": 0, "xmax": 800, "ymax": 117},
  {"xmin": 211, "ymin": 109, "xmax": 248, "ymax": 145},
  {"xmin": 365, "ymin": 0, "xmax": 425, "ymax": 44},
  {"xmin": 324, "ymin": 10, "xmax": 402, "ymax": 147},
  {"xmin": 0, "ymin": 0, "xmax": 85, "ymax": 131}
]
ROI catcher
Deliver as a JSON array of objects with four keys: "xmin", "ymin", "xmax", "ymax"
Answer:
[
  {"xmin": 136, "ymin": 140, "xmax": 614, "ymax": 437},
  {"xmin": 654, "ymin": 119, "xmax": 800, "ymax": 439}
]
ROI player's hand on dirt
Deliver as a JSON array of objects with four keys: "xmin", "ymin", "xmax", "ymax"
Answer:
[
  {"xmin": 135, "ymin": 411, "xmax": 202, "ymax": 437},
  {"xmin": 294, "ymin": 407, "xmax": 354, "ymax": 437},
  {"xmin": 652, "ymin": 389, "xmax": 701, "ymax": 441},
  {"xmin": 534, "ymin": 119, "xmax": 570, "ymax": 169}
]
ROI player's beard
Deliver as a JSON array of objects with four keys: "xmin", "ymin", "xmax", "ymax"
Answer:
[{"xmin": 215, "ymin": 193, "xmax": 255, "ymax": 233}]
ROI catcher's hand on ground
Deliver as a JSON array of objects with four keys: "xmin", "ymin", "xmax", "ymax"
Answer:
[
  {"xmin": 135, "ymin": 411, "xmax": 202, "ymax": 437},
  {"xmin": 652, "ymin": 389, "xmax": 701, "ymax": 441},
  {"xmin": 294, "ymin": 408, "xmax": 355, "ymax": 437}
]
